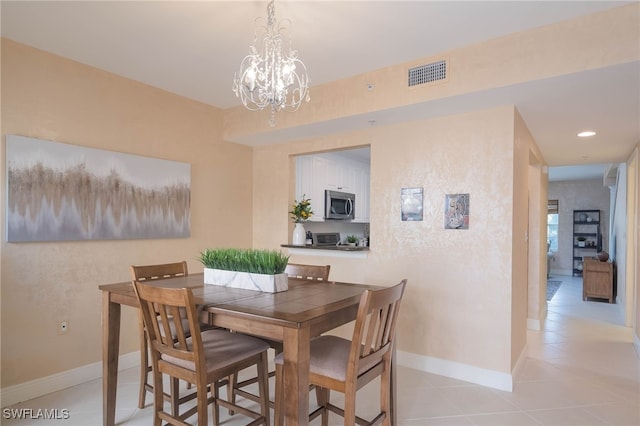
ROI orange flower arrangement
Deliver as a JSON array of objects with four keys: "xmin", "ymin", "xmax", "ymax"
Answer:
[{"xmin": 289, "ymin": 195, "xmax": 313, "ymax": 223}]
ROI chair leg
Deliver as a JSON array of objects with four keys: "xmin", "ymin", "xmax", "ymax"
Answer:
[
  {"xmin": 138, "ymin": 312, "xmax": 149, "ymax": 409},
  {"xmin": 380, "ymin": 362, "xmax": 392, "ymax": 426},
  {"xmin": 195, "ymin": 381, "xmax": 207, "ymax": 426},
  {"xmin": 257, "ymin": 352, "xmax": 270, "ymax": 426},
  {"xmin": 274, "ymin": 364, "xmax": 284, "ymax": 426},
  {"xmin": 212, "ymin": 380, "xmax": 220, "ymax": 426},
  {"xmin": 228, "ymin": 373, "xmax": 237, "ymax": 415},
  {"xmin": 317, "ymin": 387, "xmax": 330, "ymax": 426},
  {"xmin": 151, "ymin": 366, "xmax": 164, "ymax": 426},
  {"xmin": 170, "ymin": 377, "xmax": 180, "ymax": 417},
  {"xmin": 314, "ymin": 387, "xmax": 323, "ymax": 410},
  {"xmin": 343, "ymin": 387, "xmax": 356, "ymax": 426}
]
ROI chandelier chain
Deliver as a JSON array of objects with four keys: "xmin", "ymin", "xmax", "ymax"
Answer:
[{"xmin": 267, "ymin": 0, "xmax": 275, "ymax": 26}]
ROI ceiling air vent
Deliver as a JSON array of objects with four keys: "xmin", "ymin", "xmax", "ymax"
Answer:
[{"xmin": 408, "ymin": 60, "xmax": 447, "ymax": 87}]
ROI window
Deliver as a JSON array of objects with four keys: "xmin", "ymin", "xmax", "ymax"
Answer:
[{"xmin": 547, "ymin": 200, "xmax": 559, "ymax": 252}]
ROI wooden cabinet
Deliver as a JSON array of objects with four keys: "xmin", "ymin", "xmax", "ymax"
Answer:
[
  {"xmin": 572, "ymin": 209, "xmax": 600, "ymax": 276},
  {"xmin": 583, "ymin": 258, "xmax": 614, "ymax": 303}
]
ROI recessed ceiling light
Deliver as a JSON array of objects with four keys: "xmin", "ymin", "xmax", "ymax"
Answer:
[{"xmin": 577, "ymin": 131, "xmax": 596, "ymax": 137}]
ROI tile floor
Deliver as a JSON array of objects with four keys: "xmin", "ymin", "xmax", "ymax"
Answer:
[{"xmin": 3, "ymin": 275, "xmax": 639, "ymax": 425}]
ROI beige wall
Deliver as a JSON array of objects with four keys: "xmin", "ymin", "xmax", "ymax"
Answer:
[
  {"xmin": 253, "ymin": 105, "xmax": 530, "ymax": 376},
  {"xmin": 512, "ymin": 109, "xmax": 546, "ymax": 360},
  {"xmin": 0, "ymin": 39, "xmax": 254, "ymax": 388}
]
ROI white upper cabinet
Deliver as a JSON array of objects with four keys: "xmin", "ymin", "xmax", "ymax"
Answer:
[
  {"xmin": 324, "ymin": 157, "xmax": 353, "ymax": 192},
  {"xmin": 295, "ymin": 154, "xmax": 314, "ymax": 202},
  {"xmin": 295, "ymin": 155, "xmax": 322, "ymax": 222},
  {"xmin": 352, "ymin": 167, "xmax": 370, "ymax": 223},
  {"xmin": 295, "ymin": 149, "xmax": 370, "ymax": 223}
]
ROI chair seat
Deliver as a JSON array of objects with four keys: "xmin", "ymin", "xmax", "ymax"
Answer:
[
  {"xmin": 164, "ymin": 329, "xmax": 270, "ymax": 375},
  {"xmin": 274, "ymin": 335, "xmax": 381, "ymax": 382}
]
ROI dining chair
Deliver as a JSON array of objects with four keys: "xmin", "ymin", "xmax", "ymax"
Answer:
[
  {"xmin": 133, "ymin": 281, "xmax": 271, "ymax": 426},
  {"xmin": 231, "ymin": 263, "xmax": 331, "ymax": 407},
  {"xmin": 273, "ymin": 279, "xmax": 407, "ymax": 426},
  {"xmin": 271, "ymin": 263, "xmax": 331, "ymax": 358},
  {"xmin": 131, "ymin": 261, "xmax": 191, "ymax": 411}
]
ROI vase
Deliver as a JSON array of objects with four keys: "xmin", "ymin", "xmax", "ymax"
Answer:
[
  {"xmin": 204, "ymin": 268, "xmax": 288, "ymax": 293},
  {"xmin": 292, "ymin": 222, "xmax": 306, "ymax": 245}
]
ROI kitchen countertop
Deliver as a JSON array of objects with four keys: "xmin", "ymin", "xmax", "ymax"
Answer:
[{"xmin": 281, "ymin": 244, "xmax": 369, "ymax": 252}]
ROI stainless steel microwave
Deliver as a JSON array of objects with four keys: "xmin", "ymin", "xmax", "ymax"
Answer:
[{"xmin": 325, "ymin": 190, "xmax": 355, "ymax": 220}]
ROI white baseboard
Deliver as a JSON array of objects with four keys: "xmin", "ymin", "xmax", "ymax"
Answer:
[
  {"xmin": 527, "ymin": 318, "xmax": 541, "ymax": 330},
  {"xmin": 528, "ymin": 301, "xmax": 548, "ymax": 331},
  {"xmin": 397, "ymin": 350, "xmax": 514, "ymax": 392},
  {"xmin": 511, "ymin": 343, "xmax": 528, "ymax": 388},
  {"xmin": 0, "ymin": 351, "xmax": 139, "ymax": 408},
  {"xmin": 549, "ymin": 269, "xmax": 572, "ymax": 277},
  {"xmin": 634, "ymin": 333, "xmax": 640, "ymax": 358}
]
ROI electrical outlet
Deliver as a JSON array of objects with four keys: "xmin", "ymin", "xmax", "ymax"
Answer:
[{"xmin": 58, "ymin": 320, "xmax": 69, "ymax": 335}]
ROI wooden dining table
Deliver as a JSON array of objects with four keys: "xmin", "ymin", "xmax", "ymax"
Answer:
[{"xmin": 100, "ymin": 273, "xmax": 394, "ymax": 426}]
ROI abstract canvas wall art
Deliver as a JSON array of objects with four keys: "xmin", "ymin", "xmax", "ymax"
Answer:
[{"xmin": 6, "ymin": 135, "xmax": 190, "ymax": 242}]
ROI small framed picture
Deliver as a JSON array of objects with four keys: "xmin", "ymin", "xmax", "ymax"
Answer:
[
  {"xmin": 401, "ymin": 187, "xmax": 423, "ymax": 221},
  {"xmin": 444, "ymin": 193, "xmax": 469, "ymax": 229}
]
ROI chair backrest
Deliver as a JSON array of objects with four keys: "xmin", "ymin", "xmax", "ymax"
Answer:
[
  {"xmin": 131, "ymin": 261, "xmax": 189, "ymax": 320},
  {"xmin": 133, "ymin": 282, "xmax": 204, "ymax": 373},
  {"xmin": 284, "ymin": 263, "xmax": 331, "ymax": 281},
  {"xmin": 130, "ymin": 261, "xmax": 188, "ymax": 281},
  {"xmin": 348, "ymin": 280, "xmax": 407, "ymax": 378}
]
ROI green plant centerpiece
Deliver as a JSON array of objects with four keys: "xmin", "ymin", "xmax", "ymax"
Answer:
[{"xmin": 198, "ymin": 248, "xmax": 290, "ymax": 293}]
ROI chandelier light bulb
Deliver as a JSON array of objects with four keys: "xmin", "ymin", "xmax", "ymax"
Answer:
[
  {"xmin": 245, "ymin": 68, "xmax": 257, "ymax": 91},
  {"xmin": 282, "ymin": 64, "xmax": 291, "ymax": 78},
  {"xmin": 232, "ymin": 0, "xmax": 310, "ymax": 127}
]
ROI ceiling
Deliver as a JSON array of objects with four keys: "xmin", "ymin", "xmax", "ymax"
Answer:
[{"xmin": 2, "ymin": 1, "xmax": 639, "ymax": 181}]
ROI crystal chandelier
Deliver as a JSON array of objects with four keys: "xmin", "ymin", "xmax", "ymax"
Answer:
[{"xmin": 232, "ymin": 0, "xmax": 310, "ymax": 127}]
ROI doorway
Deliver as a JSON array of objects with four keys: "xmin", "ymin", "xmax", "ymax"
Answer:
[{"xmin": 547, "ymin": 164, "xmax": 630, "ymax": 327}]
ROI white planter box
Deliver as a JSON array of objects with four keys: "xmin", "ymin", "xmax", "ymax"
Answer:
[{"xmin": 203, "ymin": 268, "xmax": 288, "ymax": 293}]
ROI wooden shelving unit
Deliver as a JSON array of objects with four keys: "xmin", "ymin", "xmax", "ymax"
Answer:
[{"xmin": 572, "ymin": 209, "xmax": 600, "ymax": 276}]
